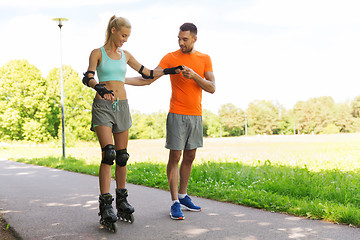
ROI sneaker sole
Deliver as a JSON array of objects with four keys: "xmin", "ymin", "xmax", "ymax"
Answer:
[
  {"xmin": 170, "ymin": 213, "xmax": 184, "ymax": 220},
  {"xmin": 180, "ymin": 204, "xmax": 202, "ymax": 212}
]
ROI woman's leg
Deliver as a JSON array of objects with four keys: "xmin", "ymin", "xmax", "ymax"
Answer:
[
  {"xmin": 113, "ymin": 130, "xmax": 129, "ymax": 189},
  {"xmin": 95, "ymin": 125, "xmax": 114, "ymax": 194}
]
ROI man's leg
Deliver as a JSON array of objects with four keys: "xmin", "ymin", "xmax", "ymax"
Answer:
[
  {"xmin": 178, "ymin": 148, "xmax": 202, "ymax": 211},
  {"xmin": 167, "ymin": 149, "xmax": 185, "ymax": 219},
  {"xmin": 167, "ymin": 150, "xmax": 182, "ymax": 201},
  {"xmin": 179, "ymin": 148, "xmax": 197, "ymax": 194}
]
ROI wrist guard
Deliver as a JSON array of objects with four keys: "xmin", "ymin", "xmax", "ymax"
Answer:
[
  {"xmin": 82, "ymin": 71, "xmax": 95, "ymax": 87},
  {"xmin": 94, "ymin": 84, "xmax": 114, "ymax": 98},
  {"xmin": 163, "ymin": 65, "xmax": 183, "ymax": 75},
  {"xmin": 138, "ymin": 65, "xmax": 154, "ymax": 79}
]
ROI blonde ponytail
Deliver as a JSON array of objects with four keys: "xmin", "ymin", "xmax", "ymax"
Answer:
[{"xmin": 104, "ymin": 15, "xmax": 131, "ymax": 45}]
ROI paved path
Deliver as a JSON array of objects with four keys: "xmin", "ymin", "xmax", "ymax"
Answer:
[{"xmin": 1, "ymin": 159, "xmax": 359, "ymax": 240}]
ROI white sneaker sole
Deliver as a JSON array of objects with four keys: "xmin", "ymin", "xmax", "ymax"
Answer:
[
  {"xmin": 170, "ymin": 213, "xmax": 184, "ymax": 220},
  {"xmin": 180, "ymin": 204, "xmax": 202, "ymax": 212}
]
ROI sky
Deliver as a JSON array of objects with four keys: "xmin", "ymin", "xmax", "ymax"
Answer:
[{"xmin": 1, "ymin": 0, "xmax": 360, "ymax": 114}]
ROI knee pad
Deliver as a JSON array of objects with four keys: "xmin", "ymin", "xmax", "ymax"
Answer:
[
  {"xmin": 101, "ymin": 144, "xmax": 116, "ymax": 165},
  {"xmin": 116, "ymin": 149, "xmax": 129, "ymax": 167}
]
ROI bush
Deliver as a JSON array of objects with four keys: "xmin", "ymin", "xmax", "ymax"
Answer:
[{"xmin": 321, "ymin": 124, "xmax": 340, "ymax": 134}]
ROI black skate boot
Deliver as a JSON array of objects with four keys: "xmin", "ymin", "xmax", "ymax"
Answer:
[
  {"xmin": 99, "ymin": 193, "xmax": 118, "ymax": 232},
  {"xmin": 116, "ymin": 188, "xmax": 135, "ymax": 223}
]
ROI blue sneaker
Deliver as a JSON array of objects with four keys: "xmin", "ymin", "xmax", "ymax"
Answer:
[
  {"xmin": 170, "ymin": 202, "xmax": 184, "ymax": 220},
  {"xmin": 179, "ymin": 195, "xmax": 202, "ymax": 212}
]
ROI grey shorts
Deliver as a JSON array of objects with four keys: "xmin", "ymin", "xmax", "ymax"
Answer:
[
  {"xmin": 165, "ymin": 112, "xmax": 203, "ymax": 150},
  {"xmin": 91, "ymin": 98, "xmax": 132, "ymax": 133}
]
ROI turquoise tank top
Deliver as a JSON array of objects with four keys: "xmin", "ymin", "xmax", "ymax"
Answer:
[{"xmin": 96, "ymin": 47, "xmax": 127, "ymax": 82}]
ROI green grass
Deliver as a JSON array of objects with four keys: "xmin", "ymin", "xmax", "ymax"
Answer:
[
  {"xmin": 2, "ymin": 134, "xmax": 360, "ymax": 227},
  {"xmin": 127, "ymin": 160, "xmax": 360, "ymax": 226},
  {"xmin": 14, "ymin": 156, "xmax": 101, "ymax": 176}
]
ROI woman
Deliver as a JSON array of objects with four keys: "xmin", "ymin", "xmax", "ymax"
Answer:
[{"xmin": 82, "ymin": 15, "xmax": 182, "ymax": 231}]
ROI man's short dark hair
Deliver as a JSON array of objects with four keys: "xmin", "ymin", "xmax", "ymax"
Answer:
[{"xmin": 180, "ymin": 23, "xmax": 197, "ymax": 36}]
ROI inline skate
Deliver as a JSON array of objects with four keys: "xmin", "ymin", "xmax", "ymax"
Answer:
[
  {"xmin": 99, "ymin": 193, "xmax": 118, "ymax": 232},
  {"xmin": 116, "ymin": 188, "xmax": 135, "ymax": 223}
]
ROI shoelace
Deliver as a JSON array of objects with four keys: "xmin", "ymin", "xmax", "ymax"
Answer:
[{"xmin": 112, "ymin": 98, "xmax": 119, "ymax": 112}]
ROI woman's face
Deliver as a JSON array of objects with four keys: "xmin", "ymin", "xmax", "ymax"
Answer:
[{"xmin": 112, "ymin": 26, "xmax": 131, "ymax": 48}]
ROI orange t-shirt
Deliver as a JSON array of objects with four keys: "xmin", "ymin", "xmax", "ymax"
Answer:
[{"xmin": 159, "ymin": 49, "xmax": 213, "ymax": 116}]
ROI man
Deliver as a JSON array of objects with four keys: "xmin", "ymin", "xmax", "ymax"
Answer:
[
  {"xmin": 158, "ymin": 22, "xmax": 215, "ymax": 220},
  {"xmin": 126, "ymin": 22, "xmax": 215, "ymax": 220}
]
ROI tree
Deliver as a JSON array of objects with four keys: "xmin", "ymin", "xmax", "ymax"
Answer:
[
  {"xmin": 351, "ymin": 96, "xmax": 360, "ymax": 118},
  {"xmin": 218, "ymin": 103, "xmax": 244, "ymax": 136},
  {"xmin": 0, "ymin": 60, "xmax": 52, "ymax": 141},
  {"xmin": 1, "ymin": 59, "xmax": 358, "ymax": 142},
  {"xmin": 149, "ymin": 111, "xmax": 167, "ymax": 139},
  {"xmin": 293, "ymin": 96, "xmax": 336, "ymax": 134},
  {"xmin": 246, "ymin": 100, "xmax": 282, "ymax": 135},
  {"xmin": 334, "ymin": 102, "xmax": 354, "ymax": 133},
  {"xmin": 278, "ymin": 108, "xmax": 295, "ymax": 135},
  {"xmin": 203, "ymin": 109, "xmax": 221, "ymax": 137},
  {"xmin": 129, "ymin": 110, "xmax": 167, "ymax": 139},
  {"xmin": 129, "ymin": 110, "xmax": 143, "ymax": 139},
  {"xmin": 47, "ymin": 65, "xmax": 96, "ymax": 142}
]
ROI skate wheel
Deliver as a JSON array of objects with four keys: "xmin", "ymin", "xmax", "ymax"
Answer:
[
  {"xmin": 111, "ymin": 222, "xmax": 118, "ymax": 233},
  {"xmin": 129, "ymin": 214, "xmax": 135, "ymax": 223},
  {"xmin": 100, "ymin": 219, "xmax": 118, "ymax": 233}
]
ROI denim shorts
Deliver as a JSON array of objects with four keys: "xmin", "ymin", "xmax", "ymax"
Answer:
[
  {"xmin": 165, "ymin": 112, "xmax": 203, "ymax": 150},
  {"xmin": 91, "ymin": 98, "xmax": 132, "ymax": 133}
]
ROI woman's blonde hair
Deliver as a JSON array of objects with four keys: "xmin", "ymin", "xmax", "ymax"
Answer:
[{"xmin": 105, "ymin": 15, "xmax": 131, "ymax": 45}]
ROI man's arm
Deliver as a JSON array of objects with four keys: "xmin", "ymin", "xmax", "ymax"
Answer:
[
  {"xmin": 182, "ymin": 66, "xmax": 216, "ymax": 94},
  {"xmin": 125, "ymin": 65, "xmax": 183, "ymax": 86},
  {"xmin": 125, "ymin": 66, "xmax": 163, "ymax": 86}
]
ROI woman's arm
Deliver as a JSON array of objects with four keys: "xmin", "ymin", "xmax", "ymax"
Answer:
[
  {"xmin": 85, "ymin": 49, "xmax": 100, "ymax": 88},
  {"xmin": 124, "ymin": 50, "xmax": 164, "ymax": 78},
  {"xmin": 125, "ymin": 76, "xmax": 155, "ymax": 86},
  {"xmin": 124, "ymin": 50, "xmax": 183, "ymax": 79},
  {"xmin": 83, "ymin": 48, "xmax": 115, "ymax": 102}
]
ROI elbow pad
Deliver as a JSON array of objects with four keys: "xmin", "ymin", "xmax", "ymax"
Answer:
[
  {"xmin": 138, "ymin": 65, "xmax": 154, "ymax": 79},
  {"xmin": 82, "ymin": 71, "xmax": 95, "ymax": 87}
]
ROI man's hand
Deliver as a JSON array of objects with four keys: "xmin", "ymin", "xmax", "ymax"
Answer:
[
  {"xmin": 181, "ymin": 66, "xmax": 196, "ymax": 79},
  {"xmin": 180, "ymin": 66, "xmax": 216, "ymax": 94}
]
